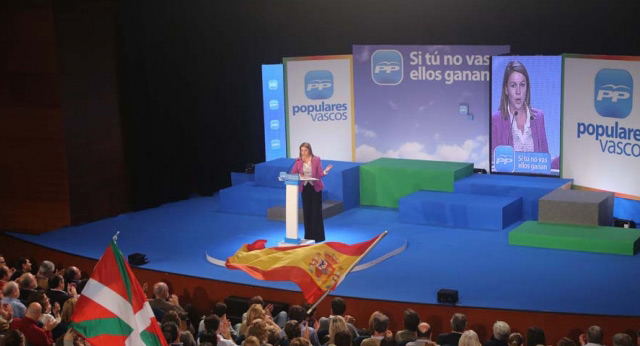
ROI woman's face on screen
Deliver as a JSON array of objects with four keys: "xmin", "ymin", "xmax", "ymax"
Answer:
[
  {"xmin": 506, "ymin": 71, "xmax": 527, "ymax": 112},
  {"xmin": 300, "ymin": 146, "xmax": 310, "ymax": 158}
]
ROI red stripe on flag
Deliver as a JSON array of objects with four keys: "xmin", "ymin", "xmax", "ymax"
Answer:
[
  {"xmin": 226, "ymin": 264, "xmax": 328, "ymax": 303},
  {"xmin": 71, "ymin": 295, "xmax": 119, "ymax": 323},
  {"xmin": 85, "ymin": 334, "xmax": 130, "ymax": 345}
]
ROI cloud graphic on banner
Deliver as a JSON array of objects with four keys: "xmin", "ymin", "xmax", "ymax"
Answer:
[
  {"xmin": 388, "ymin": 100, "xmax": 399, "ymax": 110},
  {"xmin": 355, "ymin": 46, "xmax": 371, "ymax": 63},
  {"xmin": 356, "ymin": 136, "xmax": 489, "ymax": 170},
  {"xmin": 355, "ymin": 125, "xmax": 377, "ymax": 138}
]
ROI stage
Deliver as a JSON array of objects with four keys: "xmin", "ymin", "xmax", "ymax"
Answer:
[{"xmin": 9, "ymin": 184, "xmax": 640, "ymax": 317}]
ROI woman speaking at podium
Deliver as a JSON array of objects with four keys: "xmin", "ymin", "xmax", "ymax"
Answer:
[{"xmin": 290, "ymin": 142, "xmax": 333, "ymax": 242}]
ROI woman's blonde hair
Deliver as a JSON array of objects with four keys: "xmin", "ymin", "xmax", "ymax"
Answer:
[
  {"xmin": 329, "ymin": 315, "xmax": 349, "ymax": 344},
  {"xmin": 459, "ymin": 330, "xmax": 482, "ymax": 346},
  {"xmin": 247, "ymin": 318, "xmax": 268, "ymax": 343},
  {"xmin": 368, "ymin": 311, "xmax": 382, "ymax": 334},
  {"xmin": 61, "ymin": 297, "xmax": 78, "ymax": 323}
]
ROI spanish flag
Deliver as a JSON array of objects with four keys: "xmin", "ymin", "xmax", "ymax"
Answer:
[{"xmin": 226, "ymin": 233, "xmax": 385, "ymax": 303}]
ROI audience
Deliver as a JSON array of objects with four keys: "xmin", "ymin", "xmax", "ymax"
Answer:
[
  {"xmin": 526, "ymin": 327, "xmax": 546, "ymax": 346},
  {"xmin": 10, "ymin": 258, "xmax": 31, "ymax": 282},
  {"xmin": 437, "ymin": 313, "xmax": 467, "ymax": 346},
  {"xmin": 484, "ymin": 321, "xmax": 510, "ymax": 346},
  {"xmin": 395, "ymin": 309, "xmax": 419, "ymax": 345},
  {"xmin": 0, "ymin": 254, "xmax": 634, "ymax": 346},
  {"xmin": 2, "ymin": 282, "xmax": 26, "ymax": 318}
]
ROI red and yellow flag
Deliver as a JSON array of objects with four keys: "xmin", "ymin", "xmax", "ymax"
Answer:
[{"xmin": 226, "ymin": 234, "xmax": 383, "ymax": 303}]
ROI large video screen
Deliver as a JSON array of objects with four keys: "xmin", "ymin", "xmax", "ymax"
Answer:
[{"xmin": 490, "ymin": 56, "xmax": 562, "ymax": 176}]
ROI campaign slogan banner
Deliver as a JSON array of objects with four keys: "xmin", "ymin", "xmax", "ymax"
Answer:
[
  {"xmin": 262, "ymin": 64, "xmax": 286, "ymax": 161},
  {"xmin": 284, "ymin": 56, "xmax": 355, "ymax": 162},
  {"xmin": 353, "ymin": 45, "xmax": 510, "ymax": 170},
  {"xmin": 563, "ymin": 54, "xmax": 640, "ymax": 199},
  {"xmin": 490, "ymin": 56, "xmax": 562, "ymax": 176}
]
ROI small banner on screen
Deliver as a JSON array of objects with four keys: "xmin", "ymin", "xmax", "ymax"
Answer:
[
  {"xmin": 262, "ymin": 64, "xmax": 286, "ymax": 161},
  {"xmin": 490, "ymin": 56, "xmax": 562, "ymax": 176},
  {"xmin": 284, "ymin": 56, "xmax": 355, "ymax": 161},
  {"xmin": 353, "ymin": 45, "xmax": 509, "ymax": 170},
  {"xmin": 563, "ymin": 54, "xmax": 640, "ymax": 199}
]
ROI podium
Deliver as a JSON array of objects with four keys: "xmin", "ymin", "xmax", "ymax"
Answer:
[{"xmin": 278, "ymin": 172, "xmax": 316, "ymax": 246}]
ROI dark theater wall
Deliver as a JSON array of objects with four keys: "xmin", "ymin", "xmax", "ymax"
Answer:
[{"xmin": 118, "ymin": 0, "xmax": 640, "ymax": 210}]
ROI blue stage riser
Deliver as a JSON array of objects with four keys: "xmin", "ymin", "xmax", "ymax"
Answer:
[
  {"xmin": 454, "ymin": 175, "xmax": 572, "ymax": 221},
  {"xmin": 219, "ymin": 182, "xmax": 328, "ymax": 216},
  {"xmin": 399, "ymin": 191, "xmax": 522, "ymax": 231}
]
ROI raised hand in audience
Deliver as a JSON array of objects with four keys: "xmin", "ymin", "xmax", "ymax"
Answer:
[
  {"xmin": 344, "ymin": 314, "xmax": 356, "ymax": 325},
  {"xmin": 169, "ymin": 294, "xmax": 180, "ymax": 306},
  {"xmin": 265, "ymin": 303, "xmax": 274, "ymax": 316}
]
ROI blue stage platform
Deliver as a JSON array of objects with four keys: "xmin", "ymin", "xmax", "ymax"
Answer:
[{"xmin": 8, "ymin": 159, "xmax": 640, "ymax": 317}]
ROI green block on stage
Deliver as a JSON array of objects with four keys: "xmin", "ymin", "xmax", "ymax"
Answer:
[
  {"xmin": 359, "ymin": 158, "xmax": 473, "ymax": 208},
  {"xmin": 509, "ymin": 221, "xmax": 640, "ymax": 256}
]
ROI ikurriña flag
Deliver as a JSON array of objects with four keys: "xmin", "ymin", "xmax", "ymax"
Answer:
[
  {"xmin": 70, "ymin": 237, "xmax": 167, "ymax": 346},
  {"xmin": 226, "ymin": 233, "xmax": 384, "ymax": 303}
]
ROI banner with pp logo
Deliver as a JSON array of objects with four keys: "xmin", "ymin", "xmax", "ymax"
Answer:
[
  {"xmin": 562, "ymin": 54, "xmax": 640, "ymax": 198},
  {"xmin": 371, "ymin": 50, "xmax": 403, "ymax": 85},
  {"xmin": 284, "ymin": 55, "xmax": 355, "ymax": 162}
]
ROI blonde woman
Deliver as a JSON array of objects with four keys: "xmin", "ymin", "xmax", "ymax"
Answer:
[
  {"xmin": 459, "ymin": 331, "xmax": 482, "ymax": 346},
  {"xmin": 328, "ymin": 316, "xmax": 349, "ymax": 345}
]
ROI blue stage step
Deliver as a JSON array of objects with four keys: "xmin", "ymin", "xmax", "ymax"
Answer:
[
  {"xmin": 253, "ymin": 158, "xmax": 361, "ymax": 210},
  {"xmin": 219, "ymin": 182, "xmax": 328, "ymax": 216},
  {"xmin": 454, "ymin": 174, "xmax": 573, "ymax": 221},
  {"xmin": 399, "ymin": 190, "xmax": 522, "ymax": 230}
]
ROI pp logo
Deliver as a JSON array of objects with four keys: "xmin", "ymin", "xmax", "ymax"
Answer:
[
  {"xmin": 305, "ymin": 70, "xmax": 334, "ymax": 100},
  {"xmin": 371, "ymin": 50, "xmax": 403, "ymax": 85},
  {"xmin": 270, "ymin": 120, "xmax": 279, "ymax": 130},
  {"xmin": 494, "ymin": 146, "xmax": 515, "ymax": 173},
  {"xmin": 269, "ymin": 100, "xmax": 279, "ymax": 110},
  {"xmin": 594, "ymin": 68, "xmax": 633, "ymax": 119},
  {"xmin": 271, "ymin": 139, "xmax": 281, "ymax": 150}
]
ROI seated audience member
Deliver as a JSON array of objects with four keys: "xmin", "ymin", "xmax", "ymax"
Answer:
[
  {"xmin": 149, "ymin": 282, "xmax": 188, "ymax": 320},
  {"xmin": 612, "ymin": 333, "xmax": 632, "ymax": 346},
  {"xmin": 163, "ymin": 321, "xmax": 182, "ymax": 346},
  {"xmin": 52, "ymin": 297, "xmax": 77, "ymax": 341},
  {"xmin": 508, "ymin": 333, "xmax": 524, "ymax": 346},
  {"xmin": 526, "ymin": 327, "xmax": 545, "ymax": 346},
  {"xmin": 395, "ymin": 309, "xmax": 419, "ymax": 345},
  {"xmin": 1, "ymin": 281, "xmax": 26, "ymax": 318},
  {"xmin": 580, "ymin": 326, "xmax": 603, "ymax": 346},
  {"xmin": 199, "ymin": 331, "xmax": 219, "ymax": 346},
  {"xmin": 406, "ymin": 322, "xmax": 434, "ymax": 346},
  {"xmin": 200, "ymin": 302, "xmax": 239, "ymax": 341},
  {"xmin": 484, "ymin": 321, "xmax": 510, "ymax": 346},
  {"xmin": 291, "ymin": 337, "xmax": 312, "ymax": 346},
  {"xmin": 557, "ymin": 337, "xmax": 576, "ymax": 346},
  {"xmin": 18, "ymin": 273, "xmax": 37, "ymax": 305},
  {"xmin": 26, "ymin": 290, "xmax": 60, "ymax": 331},
  {"xmin": 328, "ymin": 316, "xmax": 350, "ymax": 345},
  {"xmin": 0, "ymin": 265, "xmax": 14, "ymax": 291},
  {"xmin": 459, "ymin": 331, "xmax": 481, "ymax": 346},
  {"xmin": 10, "ymin": 258, "xmax": 32, "ymax": 281},
  {"xmin": 361, "ymin": 313, "xmax": 390, "ymax": 346},
  {"xmin": 47, "ymin": 274, "xmax": 75, "ymax": 311},
  {"xmin": 163, "ymin": 310, "xmax": 196, "ymax": 346},
  {"xmin": 63, "ymin": 266, "xmax": 81, "ymax": 290},
  {"xmin": 437, "ymin": 313, "xmax": 466, "ymax": 346},
  {"xmin": 240, "ymin": 302, "xmax": 268, "ymax": 336},
  {"xmin": 244, "ymin": 335, "xmax": 262, "ymax": 346},
  {"xmin": 10, "ymin": 302, "xmax": 56, "ymax": 346},
  {"xmin": 247, "ymin": 319, "xmax": 271, "ymax": 346},
  {"xmin": 318, "ymin": 298, "xmax": 359, "ymax": 338},
  {"xmin": 283, "ymin": 320, "xmax": 302, "ymax": 346},
  {"xmin": 335, "ymin": 330, "xmax": 353, "ymax": 346},
  {"xmin": 284, "ymin": 305, "xmax": 319, "ymax": 346},
  {"xmin": 0, "ymin": 301, "xmax": 13, "ymax": 333},
  {"xmin": 35, "ymin": 260, "xmax": 55, "ymax": 290},
  {"xmin": 3, "ymin": 329, "xmax": 26, "ymax": 346}
]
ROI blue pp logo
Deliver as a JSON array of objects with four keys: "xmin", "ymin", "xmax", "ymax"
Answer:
[
  {"xmin": 268, "ymin": 79, "xmax": 278, "ymax": 90},
  {"xmin": 269, "ymin": 100, "xmax": 279, "ymax": 110},
  {"xmin": 494, "ymin": 146, "xmax": 515, "ymax": 173},
  {"xmin": 271, "ymin": 139, "xmax": 281, "ymax": 150},
  {"xmin": 371, "ymin": 50, "xmax": 403, "ymax": 85},
  {"xmin": 270, "ymin": 120, "xmax": 279, "ymax": 130},
  {"xmin": 305, "ymin": 70, "xmax": 333, "ymax": 100},
  {"xmin": 594, "ymin": 68, "xmax": 633, "ymax": 119}
]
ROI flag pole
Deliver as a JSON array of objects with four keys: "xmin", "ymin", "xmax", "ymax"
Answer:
[{"xmin": 306, "ymin": 230, "xmax": 388, "ymax": 315}]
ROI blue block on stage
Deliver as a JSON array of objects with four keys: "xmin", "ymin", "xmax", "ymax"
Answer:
[
  {"xmin": 254, "ymin": 158, "xmax": 361, "ymax": 210},
  {"xmin": 231, "ymin": 172, "xmax": 255, "ymax": 186},
  {"xmin": 399, "ymin": 191, "xmax": 522, "ymax": 230},
  {"xmin": 454, "ymin": 175, "xmax": 573, "ymax": 221}
]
